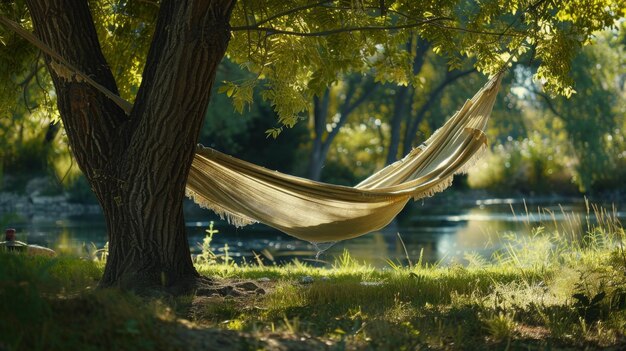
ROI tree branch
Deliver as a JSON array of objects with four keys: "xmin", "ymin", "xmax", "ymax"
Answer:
[
  {"xmin": 431, "ymin": 23, "xmax": 524, "ymax": 37},
  {"xmin": 403, "ymin": 68, "xmax": 476, "ymax": 154},
  {"xmin": 231, "ymin": 17, "xmax": 523, "ymax": 38},
  {"xmin": 319, "ymin": 4, "xmax": 413, "ymax": 20},
  {"xmin": 322, "ymin": 77, "xmax": 376, "ymax": 157},
  {"xmin": 231, "ymin": 17, "xmax": 453, "ymax": 37},
  {"xmin": 532, "ymin": 89, "xmax": 563, "ymax": 118},
  {"xmin": 341, "ymin": 78, "xmax": 376, "ymax": 117}
]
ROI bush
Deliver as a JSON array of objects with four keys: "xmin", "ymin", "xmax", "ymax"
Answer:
[{"xmin": 467, "ymin": 132, "xmax": 578, "ymax": 195}]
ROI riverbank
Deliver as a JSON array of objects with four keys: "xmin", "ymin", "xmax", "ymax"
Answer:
[
  {"xmin": 2, "ymin": 225, "xmax": 626, "ymax": 350},
  {"xmin": 0, "ymin": 174, "xmax": 101, "ymax": 217},
  {"xmin": 0, "ymin": 192, "xmax": 101, "ymax": 218}
]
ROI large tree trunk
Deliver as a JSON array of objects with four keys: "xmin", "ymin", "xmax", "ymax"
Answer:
[{"xmin": 26, "ymin": 0, "xmax": 236, "ymax": 291}]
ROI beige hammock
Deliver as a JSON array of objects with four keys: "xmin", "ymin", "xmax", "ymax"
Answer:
[{"xmin": 186, "ymin": 73, "xmax": 503, "ymax": 242}]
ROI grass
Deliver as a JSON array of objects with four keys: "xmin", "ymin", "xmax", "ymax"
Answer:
[{"xmin": 2, "ymin": 203, "xmax": 626, "ymax": 350}]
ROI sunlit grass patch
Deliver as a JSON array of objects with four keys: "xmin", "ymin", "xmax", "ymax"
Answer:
[{"xmin": 189, "ymin": 201, "xmax": 626, "ymax": 349}]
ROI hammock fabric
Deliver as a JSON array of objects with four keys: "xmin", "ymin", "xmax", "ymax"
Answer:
[{"xmin": 186, "ymin": 73, "xmax": 503, "ymax": 242}]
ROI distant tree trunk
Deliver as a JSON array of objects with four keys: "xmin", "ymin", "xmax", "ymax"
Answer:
[
  {"xmin": 402, "ymin": 68, "xmax": 475, "ymax": 156},
  {"xmin": 385, "ymin": 86, "xmax": 410, "ymax": 165},
  {"xmin": 307, "ymin": 90, "xmax": 330, "ymax": 181},
  {"xmin": 402, "ymin": 95, "xmax": 433, "ymax": 156},
  {"xmin": 385, "ymin": 38, "xmax": 429, "ymax": 164},
  {"xmin": 26, "ymin": 0, "xmax": 236, "ymax": 291},
  {"xmin": 307, "ymin": 76, "xmax": 376, "ymax": 181}
]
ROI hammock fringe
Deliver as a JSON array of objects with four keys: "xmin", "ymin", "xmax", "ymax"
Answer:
[
  {"xmin": 185, "ymin": 189, "xmax": 257, "ymax": 228},
  {"xmin": 456, "ymin": 142, "xmax": 488, "ymax": 175}
]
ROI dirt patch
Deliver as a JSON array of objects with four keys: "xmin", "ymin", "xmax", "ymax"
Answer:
[
  {"xmin": 187, "ymin": 277, "xmax": 275, "ymax": 322},
  {"xmin": 515, "ymin": 324, "xmax": 551, "ymax": 340},
  {"xmin": 195, "ymin": 278, "xmax": 269, "ymax": 298},
  {"xmin": 178, "ymin": 278, "xmax": 334, "ymax": 350}
]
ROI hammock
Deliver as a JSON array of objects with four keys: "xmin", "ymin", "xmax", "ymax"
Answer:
[{"xmin": 186, "ymin": 73, "xmax": 503, "ymax": 242}]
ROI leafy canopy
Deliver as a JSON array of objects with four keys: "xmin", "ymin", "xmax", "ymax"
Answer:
[
  {"xmin": 224, "ymin": 0, "xmax": 624, "ymax": 130},
  {"xmin": 0, "ymin": 0, "xmax": 624, "ymax": 130}
]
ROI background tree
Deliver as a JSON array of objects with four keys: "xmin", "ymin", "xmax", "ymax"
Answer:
[
  {"xmin": 201, "ymin": 60, "xmax": 308, "ymax": 174},
  {"xmin": 529, "ymin": 28, "xmax": 626, "ymax": 193},
  {"xmin": 307, "ymin": 74, "xmax": 376, "ymax": 180},
  {"xmin": 384, "ymin": 37, "xmax": 430, "ymax": 164}
]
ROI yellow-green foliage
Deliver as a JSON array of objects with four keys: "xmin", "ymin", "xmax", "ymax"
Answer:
[
  {"xmin": 223, "ymin": 0, "xmax": 626, "ymax": 132},
  {"xmin": 468, "ymin": 131, "xmax": 577, "ymax": 194}
]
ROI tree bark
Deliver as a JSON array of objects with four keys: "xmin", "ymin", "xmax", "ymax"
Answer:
[
  {"xmin": 307, "ymin": 76, "xmax": 376, "ymax": 181},
  {"xmin": 402, "ymin": 68, "xmax": 475, "ymax": 156},
  {"xmin": 307, "ymin": 90, "xmax": 330, "ymax": 181},
  {"xmin": 26, "ymin": 0, "xmax": 236, "ymax": 291},
  {"xmin": 385, "ymin": 38, "xmax": 428, "ymax": 164}
]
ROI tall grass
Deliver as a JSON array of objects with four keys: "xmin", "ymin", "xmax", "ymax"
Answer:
[{"xmin": 192, "ymin": 200, "xmax": 626, "ymax": 349}]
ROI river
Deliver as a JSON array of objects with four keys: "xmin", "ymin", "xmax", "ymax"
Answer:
[{"xmin": 3, "ymin": 196, "xmax": 624, "ymax": 267}]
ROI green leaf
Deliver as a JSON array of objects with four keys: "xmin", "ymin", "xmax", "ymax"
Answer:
[{"xmin": 265, "ymin": 127, "xmax": 282, "ymax": 139}]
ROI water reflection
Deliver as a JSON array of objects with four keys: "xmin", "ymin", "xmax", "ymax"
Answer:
[{"xmin": 4, "ymin": 198, "xmax": 624, "ymax": 267}]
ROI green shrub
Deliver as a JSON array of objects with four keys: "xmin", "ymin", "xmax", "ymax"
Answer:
[{"xmin": 468, "ymin": 132, "xmax": 578, "ymax": 194}]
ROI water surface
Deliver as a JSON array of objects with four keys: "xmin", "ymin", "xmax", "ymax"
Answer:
[{"xmin": 5, "ymin": 197, "xmax": 624, "ymax": 267}]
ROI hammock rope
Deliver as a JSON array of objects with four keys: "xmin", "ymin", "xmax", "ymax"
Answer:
[
  {"xmin": 1, "ymin": 16, "xmax": 505, "ymax": 242},
  {"xmin": 186, "ymin": 73, "xmax": 504, "ymax": 242}
]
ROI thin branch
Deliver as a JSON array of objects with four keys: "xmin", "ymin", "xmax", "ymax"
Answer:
[
  {"xmin": 532, "ymin": 88, "xmax": 562, "ymax": 118},
  {"xmin": 232, "ymin": 20, "xmax": 524, "ymax": 38},
  {"xmin": 320, "ymin": 4, "xmax": 413, "ymax": 20},
  {"xmin": 17, "ymin": 62, "xmax": 40, "ymax": 87},
  {"xmin": 231, "ymin": 17, "xmax": 453, "ymax": 37},
  {"xmin": 19, "ymin": 62, "xmax": 41, "ymax": 113},
  {"xmin": 430, "ymin": 23, "xmax": 524, "ymax": 37}
]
